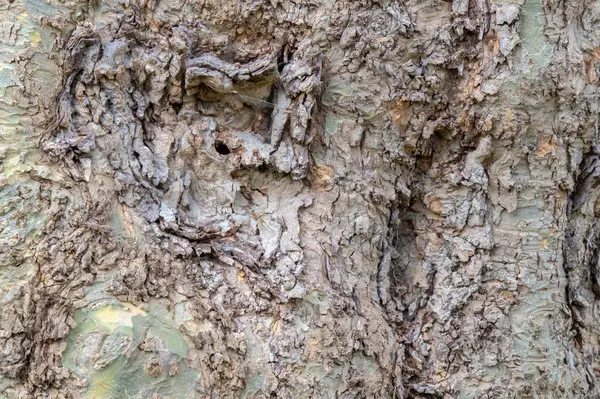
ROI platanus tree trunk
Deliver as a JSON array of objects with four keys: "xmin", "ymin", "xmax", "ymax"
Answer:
[{"xmin": 1, "ymin": 0, "xmax": 600, "ymax": 398}]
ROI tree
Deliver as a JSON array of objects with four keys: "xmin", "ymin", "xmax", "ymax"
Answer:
[{"xmin": 1, "ymin": 0, "xmax": 599, "ymax": 397}]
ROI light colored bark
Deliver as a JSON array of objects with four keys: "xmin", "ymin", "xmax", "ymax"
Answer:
[{"xmin": 1, "ymin": 0, "xmax": 600, "ymax": 398}]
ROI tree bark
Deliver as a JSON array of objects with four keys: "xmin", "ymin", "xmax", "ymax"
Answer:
[{"xmin": 1, "ymin": 0, "xmax": 600, "ymax": 397}]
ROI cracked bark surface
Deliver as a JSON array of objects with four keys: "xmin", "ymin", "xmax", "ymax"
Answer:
[{"xmin": 2, "ymin": 0, "xmax": 600, "ymax": 398}]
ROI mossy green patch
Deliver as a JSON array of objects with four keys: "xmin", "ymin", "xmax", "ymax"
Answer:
[{"xmin": 63, "ymin": 300, "xmax": 199, "ymax": 398}]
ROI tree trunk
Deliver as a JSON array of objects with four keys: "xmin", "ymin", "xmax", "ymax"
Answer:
[{"xmin": 1, "ymin": 0, "xmax": 600, "ymax": 397}]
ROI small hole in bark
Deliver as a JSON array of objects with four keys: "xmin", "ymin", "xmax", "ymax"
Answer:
[
  {"xmin": 277, "ymin": 51, "xmax": 285, "ymax": 73},
  {"xmin": 215, "ymin": 141, "xmax": 231, "ymax": 155},
  {"xmin": 172, "ymin": 102, "xmax": 182, "ymax": 114}
]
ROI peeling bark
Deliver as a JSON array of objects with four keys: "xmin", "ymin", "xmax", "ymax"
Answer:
[{"xmin": 2, "ymin": 0, "xmax": 600, "ymax": 398}]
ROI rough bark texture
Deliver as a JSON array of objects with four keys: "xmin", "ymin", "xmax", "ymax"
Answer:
[{"xmin": 2, "ymin": 0, "xmax": 600, "ymax": 398}]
